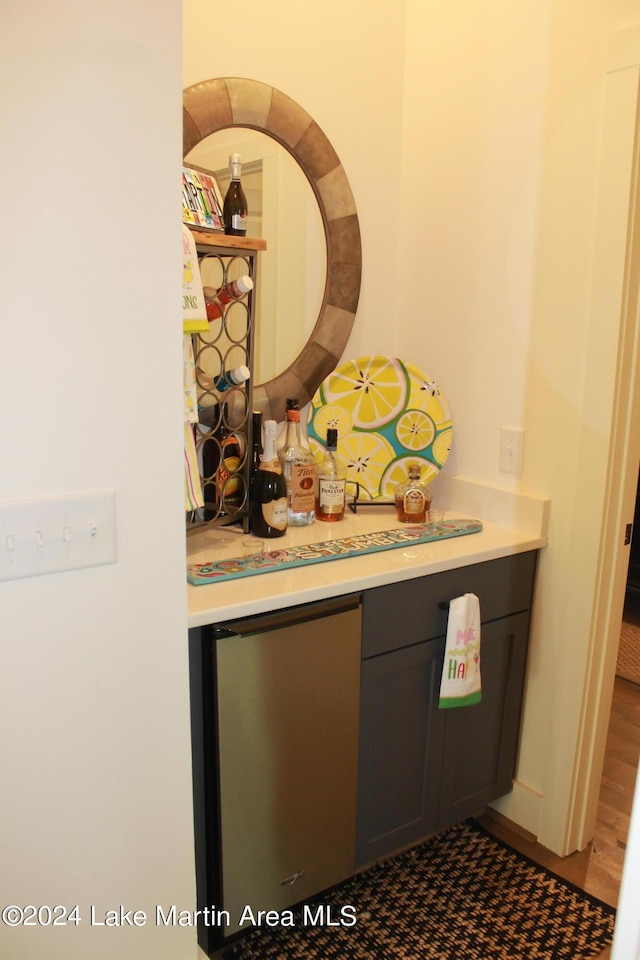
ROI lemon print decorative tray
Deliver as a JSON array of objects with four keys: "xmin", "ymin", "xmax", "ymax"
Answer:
[{"xmin": 308, "ymin": 356, "xmax": 453, "ymax": 501}]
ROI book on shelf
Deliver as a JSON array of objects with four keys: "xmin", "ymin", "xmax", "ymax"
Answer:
[{"xmin": 182, "ymin": 164, "xmax": 224, "ymax": 232}]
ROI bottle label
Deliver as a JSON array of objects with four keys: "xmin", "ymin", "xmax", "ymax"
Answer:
[
  {"xmin": 216, "ymin": 437, "xmax": 241, "ymax": 500},
  {"xmin": 403, "ymin": 489, "xmax": 426, "ymax": 514},
  {"xmin": 262, "ymin": 497, "xmax": 287, "ymax": 531},
  {"xmin": 319, "ymin": 478, "xmax": 346, "ymax": 511},
  {"xmin": 231, "ymin": 212, "xmax": 248, "ymax": 231},
  {"xmin": 290, "ymin": 464, "xmax": 316, "ymax": 512}
]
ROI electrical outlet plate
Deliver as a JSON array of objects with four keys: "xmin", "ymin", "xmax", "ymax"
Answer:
[{"xmin": 0, "ymin": 491, "xmax": 117, "ymax": 581}]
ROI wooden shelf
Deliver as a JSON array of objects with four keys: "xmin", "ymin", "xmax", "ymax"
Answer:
[{"xmin": 187, "ymin": 227, "xmax": 267, "ymax": 252}]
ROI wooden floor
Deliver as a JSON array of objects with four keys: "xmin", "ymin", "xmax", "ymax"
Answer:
[{"xmin": 480, "ymin": 668, "xmax": 640, "ymax": 959}]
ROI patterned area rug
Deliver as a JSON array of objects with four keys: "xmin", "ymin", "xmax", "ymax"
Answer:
[
  {"xmin": 223, "ymin": 820, "xmax": 615, "ymax": 960},
  {"xmin": 617, "ymin": 619, "xmax": 640, "ymax": 685}
]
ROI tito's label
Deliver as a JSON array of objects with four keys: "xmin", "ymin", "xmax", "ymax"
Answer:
[{"xmin": 290, "ymin": 464, "xmax": 316, "ymax": 512}]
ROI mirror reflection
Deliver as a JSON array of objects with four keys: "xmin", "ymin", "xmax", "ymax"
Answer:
[{"xmin": 186, "ymin": 128, "xmax": 327, "ymax": 386}]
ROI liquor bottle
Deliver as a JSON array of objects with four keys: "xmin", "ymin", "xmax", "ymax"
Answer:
[
  {"xmin": 214, "ymin": 364, "xmax": 250, "ymax": 393},
  {"xmin": 277, "ymin": 397, "xmax": 300, "ymax": 453},
  {"xmin": 197, "ymin": 365, "xmax": 251, "ymax": 428},
  {"xmin": 394, "ymin": 462, "xmax": 432, "ymax": 523},
  {"xmin": 315, "ymin": 428, "xmax": 347, "ymax": 522},
  {"xmin": 202, "ymin": 403, "xmax": 244, "ymax": 517},
  {"xmin": 279, "ymin": 403, "xmax": 316, "ymax": 525},
  {"xmin": 223, "ymin": 153, "xmax": 248, "ymax": 236},
  {"xmin": 203, "ymin": 275, "xmax": 253, "ymax": 321},
  {"xmin": 251, "ymin": 419, "xmax": 288, "ymax": 538}
]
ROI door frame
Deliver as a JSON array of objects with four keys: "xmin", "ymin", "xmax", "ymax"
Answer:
[{"xmin": 568, "ymin": 16, "xmax": 640, "ymax": 873}]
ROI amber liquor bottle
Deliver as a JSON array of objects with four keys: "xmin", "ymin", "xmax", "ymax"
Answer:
[{"xmin": 316, "ymin": 428, "xmax": 347, "ymax": 522}]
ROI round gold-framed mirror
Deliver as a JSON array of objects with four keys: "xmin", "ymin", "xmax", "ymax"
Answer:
[{"xmin": 183, "ymin": 77, "xmax": 362, "ymax": 423}]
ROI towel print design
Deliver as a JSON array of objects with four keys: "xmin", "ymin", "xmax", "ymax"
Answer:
[{"xmin": 439, "ymin": 593, "xmax": 482, "ymax": 708}]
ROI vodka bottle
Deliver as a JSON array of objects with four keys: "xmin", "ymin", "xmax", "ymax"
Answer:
[{"xmin": 279, "ymin": 404, "xmax": 316, "ymax": 525}]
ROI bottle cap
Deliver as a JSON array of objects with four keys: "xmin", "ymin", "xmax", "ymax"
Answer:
[
  {"xmin": 232, "ymin": 275, "xmax": 253, "ymax": 295},
  {"xmin": 326, "ymin": 428, "xmax": 338, "ymax": 448},
  {"xmin": 227, "ymin": 364, "xmax": 250, "ymax": 385},
  {"xmin": 229, "ymin": 152, "xmax": 242, "ymax": 165}
]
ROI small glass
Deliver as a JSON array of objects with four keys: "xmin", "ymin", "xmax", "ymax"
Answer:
[
  {"xmin": 428, "ymin": 509, "xmax": 444, "ymax": 532},
  {"xmin": 242, "ymin": 537, "xmax": 264, "ymax": 558}
]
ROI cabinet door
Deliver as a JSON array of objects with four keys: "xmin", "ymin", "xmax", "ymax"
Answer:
[
  {"xmin": 356, "ymin": 638, "xmax": 446, "ymax": 869},
  {"xmin": 437, "ymin": 611, "xmax": 530, "ymax": 829}
]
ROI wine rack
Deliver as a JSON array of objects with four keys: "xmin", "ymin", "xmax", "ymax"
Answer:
[{"xmin": 186, "ymin": 230, "xmax": 266, "ymax": 534}]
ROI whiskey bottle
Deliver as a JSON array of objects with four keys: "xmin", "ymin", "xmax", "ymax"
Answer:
[
  {"xmin": 394, "ymin": 462, "xmax": 432, "ymax": 523},
  {"xmin": 316, "ymin": 428, "xmax": 347, "ymax": 522}
]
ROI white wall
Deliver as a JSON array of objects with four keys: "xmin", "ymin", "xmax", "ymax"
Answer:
[
  {"xmin": 399, "ymin": 0, "xmax": 640, "ymax": 853},
  {"xmin": 0, "ymin": 3, "xmax": 195, "ymax": 959}
]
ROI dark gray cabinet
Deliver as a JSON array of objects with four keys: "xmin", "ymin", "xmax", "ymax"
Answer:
[
  {"xmin": 356, "ymin": 551, "xmax": 537, "ymax": 868},
  {"xmin": 356, "ymin": 635, "xmax": 446, "ymax": 865}
]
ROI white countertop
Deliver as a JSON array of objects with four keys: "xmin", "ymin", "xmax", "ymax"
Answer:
[{"xmin": 186, "ymin": 479, "xmax": 549, "ymax": 627}]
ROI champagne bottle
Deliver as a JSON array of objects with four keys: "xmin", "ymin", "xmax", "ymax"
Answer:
[
  {"xmin": 279, "ymin": 403, "xmax": 316, "ymax": 525},
  {"xmin": 251, "ymin": 419, "xmax": 287, "ymax": 538},
  {"xmin": 223, "ymin": 153, "xmax": 248, "ymax": 236},
  {"xmin": 316, "ymin": 428, "xmax": 347, "ymax": 522}
]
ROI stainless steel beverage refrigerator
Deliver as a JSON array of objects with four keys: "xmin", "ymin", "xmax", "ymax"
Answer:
[{"xmin": 188, "ymin": 594, "xmax": 362, "ymax": 955}]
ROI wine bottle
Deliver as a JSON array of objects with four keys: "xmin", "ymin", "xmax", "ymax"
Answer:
[
  {"xmin": 251, "ymin": 420, "xmax": 288, "ymax": 538},
  {"xmin": 316, "ymin": 428, "xmax": 347, "ymax": 522},
  {"xmin": 279, "ymin": 403, "xmax": 316, "ymax": 525},
  {"xmin": 223, "ymin": 153, "xmax": 248, "ymax": 236},
  {"xmin": 250, "ymin": 410, "xmax": 263, "ymax": 492},
  {"xmin": 203, "ymin": 275, "xmax": 253, "ymax": 321}
]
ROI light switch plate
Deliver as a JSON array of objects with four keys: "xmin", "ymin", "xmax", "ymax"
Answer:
[
  {"xmin": 499, "ymin": 427, "xmax": 525, "ymax": 475},
  {"xmin": 0, "ymin": 491, "xmax": 117, "ymax": 581}
]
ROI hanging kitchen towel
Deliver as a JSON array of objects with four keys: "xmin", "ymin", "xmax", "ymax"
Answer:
[
  {"xmin": 184, "ymin": 423, "xmax": 204, "ymax": 511},
  {"xmin": 438, "ymin": 593, "xmax": 482, "ymax": 708}
]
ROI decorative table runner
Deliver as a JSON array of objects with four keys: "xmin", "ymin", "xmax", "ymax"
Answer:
[{"xmin": 187, "ymin": 518, "xmax": 482, "ymax": 585}]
